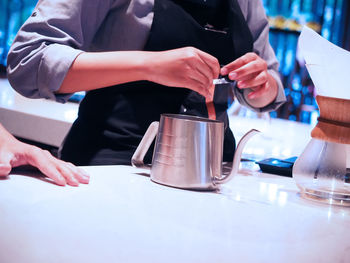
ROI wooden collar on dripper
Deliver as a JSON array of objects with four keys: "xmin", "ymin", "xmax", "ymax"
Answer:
[{"xmin": 311, "ymin": 95, "xmax": 350, "ymax": 144}]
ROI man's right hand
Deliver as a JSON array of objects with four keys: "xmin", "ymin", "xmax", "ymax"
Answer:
[{"xmin": 145, "ymin": 47, "xmax": 220, "ymax": 101}]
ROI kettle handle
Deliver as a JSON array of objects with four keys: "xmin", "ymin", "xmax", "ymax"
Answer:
[
  {"xmin": 131, "ymin": 121, "xmax": 159, "ymax": 169},
  {"xmin": 215, "ymin": 129, "xmax": 260, "ymax": 184}
]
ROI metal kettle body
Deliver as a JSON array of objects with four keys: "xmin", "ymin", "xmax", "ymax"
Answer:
[{"xmin": 132, "ymin": 114, "xmax": 259, "ymax": 190}]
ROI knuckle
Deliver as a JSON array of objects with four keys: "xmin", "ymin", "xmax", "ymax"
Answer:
[
  {"xmin": 252, "ymin": 63, "xmax": 260, "ymax": 71},
  {"xmin": 184, "ymin": 47, "xmax": 197, "ymax": 58},
  {"xmin": 42, "ymin": 150, "xmax": 51, "ymax": 156},
  {"xmin": 241, "ymin": 57, "xmax": 249, "ymax": 64},
  {"xmin": 28, "ymin": 146, "xmax": 42, "ymax": 157},
  {"xmin": 248, "ymin": 52, "xmax": 258, "ymax": 59},
  {"xmin": 67, "ymin": 162, "xmax": 75, "ymax": 167},
  {"xmin": 184, "ymin": 64, "xmax": 192, "ymax": 72},
  {"xmin": 213, "ymin": 57, "xmax": 219, "ymax": 67},
  {"xmin": 235, "ymin": 68, "xmax": 244, "ymax": 75}
]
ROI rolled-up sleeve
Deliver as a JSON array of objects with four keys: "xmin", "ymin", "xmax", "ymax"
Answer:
[
  {"xmin": 6, "ymin": 0, "xmax": 113, "ymax": 103},
  {"xmin": 234, "ymin": 0, "xmax": 286, "ymax": 112}
]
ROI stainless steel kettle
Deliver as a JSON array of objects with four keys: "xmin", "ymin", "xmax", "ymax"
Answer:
[{"xmin": 132, "ymin": 114, "xmax": 259, "ymax": 190}]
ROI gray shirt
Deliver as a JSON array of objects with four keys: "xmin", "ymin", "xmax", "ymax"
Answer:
[{"xmin": 7, "ymin": 0, "xmax": 286, "ymax": 111}]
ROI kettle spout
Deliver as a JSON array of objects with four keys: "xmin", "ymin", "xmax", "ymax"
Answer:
[{"xmin": 216, "ymin": 129, "xmax": 260, "ymax": 184}]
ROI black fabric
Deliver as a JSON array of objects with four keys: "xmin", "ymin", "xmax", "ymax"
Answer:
[
  {"xmin": 60, "ymin": 0, "xmax": 253, "ymax": 165},
  {"xmin": 172, "ymin": 0, "xmax": 229, "ymax": 30}
]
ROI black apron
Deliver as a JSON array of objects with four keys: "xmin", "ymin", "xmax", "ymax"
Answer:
[{"xmin": 59, "ymin": 0, "xmax": 253, "ymax": 165}]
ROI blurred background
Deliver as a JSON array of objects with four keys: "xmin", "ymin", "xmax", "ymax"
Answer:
[{"xmin": 0, "ymin": 0, "xmax": 349, "ymax": 124}]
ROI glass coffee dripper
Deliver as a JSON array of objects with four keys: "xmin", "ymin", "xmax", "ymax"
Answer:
[
  {"xmin": 294, "ymin": 27, "xmax": 350, "ymax": 206},
  {"xmin": 293, "ymin": 95, "xmax": 350, "ymax": 206}
]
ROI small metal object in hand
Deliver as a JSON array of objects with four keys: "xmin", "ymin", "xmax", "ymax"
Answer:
[{"xmin": 213, "ymin": 75, "xmax": 234, "ymax": 85}]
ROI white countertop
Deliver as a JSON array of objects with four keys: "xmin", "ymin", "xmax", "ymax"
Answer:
[
  {"xmin": 0, "ymin": 78, "xmax": 78, "ymax": 147},
  {"xmin": 0, "ymin": 165, "xmax": 349, "ymax": 263}
]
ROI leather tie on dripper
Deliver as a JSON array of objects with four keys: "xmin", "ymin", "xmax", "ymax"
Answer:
[{"xmin": 311, "ymin": 95, "xmax": 350, "ymax": 144}]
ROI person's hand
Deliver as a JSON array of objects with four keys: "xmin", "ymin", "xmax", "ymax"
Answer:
[
  {"xmin": 146, "ymin": 47, "xmax": 220, "ymax": 100},
  {"xmin": 221, "ymin": 52, "xmax": 278, "ymax": 108},
  {"xmin": 0, "ymin": 124, "xmax": 89, "ymax": 186}
]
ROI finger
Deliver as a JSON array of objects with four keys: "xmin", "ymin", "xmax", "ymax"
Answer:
[
  {"xmin": 193, "ymin": 51, "xmax": 219, "ymax": 99},
  {"xmin": 35, "ymin": 162, "xmax": 67, "ymax": 186},
  {"xmin": 186, "ymin": 50, "xmax": 216, "ymax": 90},
  {"xmin": 26, "ymin": 147, "xmax": 66, "ymax": 186},
  {"xmin": 246, "ymin": 84, "xmax": 268, "ymax": 99},
  {"xmin": 189, "ymin": 62, "xmax": 212, "ymax": 89},
  {"xmin": 187, "ymin": 75, "xmax": 211, "ymax": 98},
  {"xmin": 41, "ymin": 166, "xmax": 67, "ymax": 186},
  {"xmin": 181, "ymin": 47, "xmax": 213, "ymax": 86},
  {"xmin": 235, "ymin": 72, "xmax": 259, "ymax": 83},
  {"xmin": 237, "ymin": 71, "xmax": 268, "ymax": 89},
  {"xmin": 196, "ymin": 50, "xmax": 220, "ymax": 79},
  {"xmin": 221, "ymin": 53, "xmax": 258, "ymax": 75},
  {"xmin": 228, "ymin": 60, "xmax": 267, "ymax": 81},
  {"xmin": 56, "ymin": 163, "xmax": 79, "ymax": 187},
  {"xmin": 64, "ymin": 162, "xmax": 90, "ymax": 184}
]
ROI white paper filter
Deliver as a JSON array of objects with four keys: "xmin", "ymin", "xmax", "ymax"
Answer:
[{"xmin": 298, "ymin": 26, "xmax": 350, "ymax": 100}]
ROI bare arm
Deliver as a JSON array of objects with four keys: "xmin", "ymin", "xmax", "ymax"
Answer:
[{"xmin": 58, "ymin": 47, "xmax": 220, "ymax": 100}]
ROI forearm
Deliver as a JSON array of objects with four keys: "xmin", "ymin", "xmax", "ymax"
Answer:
[
  {"xmin": 58, "ymin": 51, "xmax": 152, "ymax": 94},
  {"xmin": 58, "ymin": 47, "xmax": 219, "ymax": 99}
]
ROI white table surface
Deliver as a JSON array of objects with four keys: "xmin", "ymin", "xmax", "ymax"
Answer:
[
  {"xmin": 1, "ymin": 165, "xmax": 349, "ymax": 263},
  {"xmin": 0, "ymin": 78, "xmax": 78, "ymax": 147}
]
